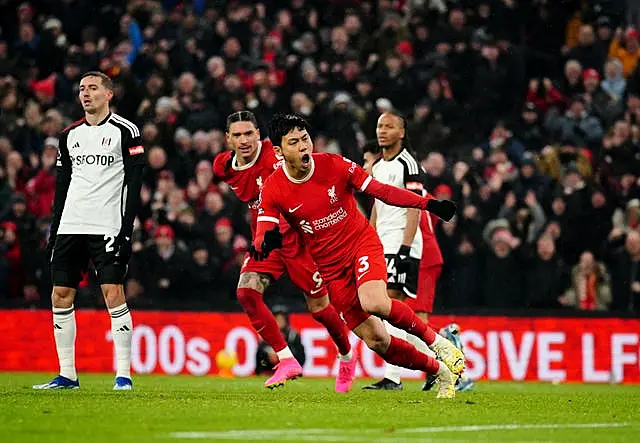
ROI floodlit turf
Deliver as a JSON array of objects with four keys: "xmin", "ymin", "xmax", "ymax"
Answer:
[{"xmin": 1, "ymin": 373, "xmax": 639, "ymax": 443}]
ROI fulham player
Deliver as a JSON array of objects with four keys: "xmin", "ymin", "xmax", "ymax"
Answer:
[
  {"xmin": 364, "ymin": 112, "xmax": 442, "ymax": 390},
  {"xmin": 253, "ymin": 114, "xmax": 464, "ymax": 398},
  {"xmin": 34, "ymin": 72, "xmax": 144, "ymax": 390}
]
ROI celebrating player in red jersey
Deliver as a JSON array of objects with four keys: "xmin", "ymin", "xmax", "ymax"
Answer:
[
  {"xmin": 253, "ymin": 114, "xmax": 465, "ymax": 398},
  {"xmin": 213, "ymin": 112, "xmax": 354, "ymax": 391}
]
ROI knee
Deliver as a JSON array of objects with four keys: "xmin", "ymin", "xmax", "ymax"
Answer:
[
  {"xmin": 52, "ymin": 286, "xmax": 75, "ymax": 307},
  {"xmin": 102, "ymin": 284, "xmax": 124, "ymax": 305},
  {"xmin": 236, "ymin": 285, "xmax": 262, "ymax": 307},
  {"xmin": 359, "ymin": 292, "xmax": 390, "ymax": 316},
  {"xmin": 238, "ymin": 272, "xmax": 269, "ymax": 293},
  {"xmin": 306, "ymin": 295, "xmax": 329, "ymax": 313},
  {"xmin": 387, "ymin": 289, "xmax": 404, "ymax": 301},
  {"xmin": 364, "ymin": 331, "xmax": 390, "ymax": 354}
]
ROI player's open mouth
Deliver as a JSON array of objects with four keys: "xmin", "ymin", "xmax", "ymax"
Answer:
[{"xmin": 301, "ymin": 154, "xmax": 310, "ymax": 166}]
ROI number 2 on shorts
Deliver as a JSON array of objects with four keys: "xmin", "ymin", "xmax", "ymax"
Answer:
[{"xmin": 104, "ymin": 235, "xmax": 115, "ymax": 253}]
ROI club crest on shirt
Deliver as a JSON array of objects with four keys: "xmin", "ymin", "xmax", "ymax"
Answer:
[
  {"xmin": 328, "ymin": 185, "xmax": 338, "ymax": 204},
  {"xmin": 102, "ymin": 137, "xmax": 111, "ymax": 147}
]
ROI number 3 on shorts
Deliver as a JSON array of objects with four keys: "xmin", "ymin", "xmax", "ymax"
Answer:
[{"xmin": 357, "ymin": 256, "xmax": 370, "ymax": 277}]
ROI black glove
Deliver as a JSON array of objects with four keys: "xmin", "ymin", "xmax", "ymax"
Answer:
[
  {"xmin": 115, "ymin": 233, "xmax": 132, "ymax": 265},
  {"xmin": 395, "ymin": 245, "xmax": 413, "ymax": 275},
  {"xmin": 249, "ymin": 227, "xmax": 283, "ymax": 261},
  {"xmin": 426, "ymin": 199, "xmax": 457, "ymax": 222}
]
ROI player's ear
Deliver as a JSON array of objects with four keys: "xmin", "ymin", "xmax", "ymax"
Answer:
[{"xmin": 273, "ymin": 144, "xmax": 282, "ymax": 156}]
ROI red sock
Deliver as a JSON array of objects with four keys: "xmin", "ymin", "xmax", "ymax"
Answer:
[
  {"xmin": 381, "ymin": 336, "xmax": 440, "ymax": 374},
  {"xmin": 236, "ymin": 288, "xmax": 287, "ymax": 352},
  {"xmin": 386, "ymin": 299, "xmax": 436, "ymax": 345},
  {"xmin": 311, "ymin": 305, "xmax": 351, "ymax": 356}
]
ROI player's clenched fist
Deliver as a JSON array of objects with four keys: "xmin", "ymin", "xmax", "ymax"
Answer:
[
  {"xmin": 250, "ymin": 226, "xmax": 283, "ymax": 261},
  {"xmin": 425, "ymin": 199, "xmax": 457, "ymax": 222}
]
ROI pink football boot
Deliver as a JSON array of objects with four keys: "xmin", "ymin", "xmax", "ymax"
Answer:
[
  {"xmin": 264, "ymin": 357, "xmax": 303, "ymax": 389},
  {"xmin": 335, "ymin": 358, "xmax": 357, "ymax": 393}
]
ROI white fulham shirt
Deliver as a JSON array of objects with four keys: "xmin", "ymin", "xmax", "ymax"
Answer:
[
  {"xmin": 371, "ymin": 148, "xmax": 425, "ymax": 259},
  {"xmin": 56, "ymin": 113, "xmax": 145, "ymax": 236}
]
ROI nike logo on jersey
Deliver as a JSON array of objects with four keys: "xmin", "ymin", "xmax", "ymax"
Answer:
[
  {"xmin": 309, "ymin": 288, "xmax": 323, "ymax": 295},
  {"xmin": 357, "ymin": 271, "xmax": 370, "ymax": 281},
  {"xmin": 289, "ymin": 204, "xmax": 303, "ymax": 213},
  {"xmin": 230, "ymin": 186, "xmax": 239, "ymax": 190}
]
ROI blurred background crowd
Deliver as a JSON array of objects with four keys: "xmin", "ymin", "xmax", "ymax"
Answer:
[{"xmin": 1, "ymin": 0, "xmax": 639, "ymax": 315}]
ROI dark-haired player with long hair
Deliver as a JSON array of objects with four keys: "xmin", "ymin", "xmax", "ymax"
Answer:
[
  {"xmin": 253, "ymin": 114, "xmax": 464, "ymax": 398},
  {"xmin": 363, "ymin": 111, "xmax": 444, "ymax": 390},
  {"xmin": 213, "ymin": 111, "xmax": 355, "ymax": 391}
]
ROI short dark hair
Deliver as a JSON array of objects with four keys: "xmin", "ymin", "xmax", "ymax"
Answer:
[
  {"xmin": 226, "ymin": 111, "xmax": 258, "ymax": 132},
  {"xmin": 80, "ymin": 71, "xmax": 113, "ymax": 91},
  {"xmin": 268, "ymin": 113, "xmax": 311, "ymax": 147}
]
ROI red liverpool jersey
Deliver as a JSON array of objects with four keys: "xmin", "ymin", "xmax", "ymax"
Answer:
[
  {"xmin": 213, "ymin": 139, "xmax": 286, "ymax": 236},
  {"xmin": 256, "ymin": 153, "xmax": 377, "ymax": 279}
]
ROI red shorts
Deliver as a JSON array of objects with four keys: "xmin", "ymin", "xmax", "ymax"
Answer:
[
  {"xmin": 407, "ymin": 264, "xmax": 442, "ymax": 313},
  {"xmin": 242, "ymin": 230, "xmax": 326, "ymax": 298},
  {"xmin": 324, "ymin": 232, "xmax": 387, "ymax": 330}
]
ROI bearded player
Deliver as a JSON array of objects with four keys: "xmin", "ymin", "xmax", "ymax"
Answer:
[
  {"xmin": 213, "ymin": 111, "xmax": 355, "ymax": 392},
  {"xmin": 253, "ymin": 114, "xmax": 464, "ymax": 398}
]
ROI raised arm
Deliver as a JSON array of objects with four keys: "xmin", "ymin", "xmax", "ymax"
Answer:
[
  {"xmin": 361, "ymin": 176, "xmax": 457, "ymax": 222},
  {"xmin": 337, "ymin": 153, "xmax": 457, "ymax": 221}
]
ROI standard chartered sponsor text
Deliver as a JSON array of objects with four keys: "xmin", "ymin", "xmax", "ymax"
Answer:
[{"xmin": 312, "ymin": 207, "xmax": 347, "ymax": 230}]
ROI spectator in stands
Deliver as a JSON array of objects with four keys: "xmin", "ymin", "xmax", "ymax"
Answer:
[
  {"xmin": 524, "ymin": 234, "xmax": 567, "ymax": 309},
  {"xmin": 560, "ymin": 250, "xmax": 611, "ymax": 310},
  {"xmin": 482, "ymin": 219, "xmax": 523, "ymax": 308},
  {"xmin": 608, "ymin": 28, "xmax": 640, "ymax": 78},
  {"xmin": 1, "ymin": 0, "xmax": 639, "ymax": 313}
]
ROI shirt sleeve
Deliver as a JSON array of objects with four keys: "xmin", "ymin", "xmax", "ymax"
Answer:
[
  {"xmin": 120, "ymin": 128, "xmax": 145, "ymax": 237},
  {"xmin": 123, "ymin": 133, "xmax": 146, "ymax": 168},
  {"xmin": 212, "ymin": 151, "xmax": 233, "ymax": 179},
  {"xmin": 400, "ymin": 157, "xmax": 425, "ymax": 195},
  {"xmin": 50, "ymin": 131, "xmax": 72, "ymax": 240},
  {"xmin": 335, "ymin": 154, "xmax": 373, "ymax": 191}
]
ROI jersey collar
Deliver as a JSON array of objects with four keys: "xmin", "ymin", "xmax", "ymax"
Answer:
[
  {"xmin": 283, "ymin": 155, "xmax": 315, "ymax": 184},
  {"xmin": 232, "ymin": 140, "xmax": 262, "ymax": 171},
  {"xmin": 84, "ymin": 112, "xmax": 112, "ymax": 126},
  {"xmin": 382, "ymin": 146, "xmax": 405, "ymax": 162}
]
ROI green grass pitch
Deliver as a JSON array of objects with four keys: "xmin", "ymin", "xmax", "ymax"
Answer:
[{"xmin": 1, "ymin": 373, "xmax": 639, "ymax": 443}]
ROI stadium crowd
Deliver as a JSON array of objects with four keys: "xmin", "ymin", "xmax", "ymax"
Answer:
[{"xmin": 1, "ymin": 0, "xmax": 639, "ymax": 314}]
